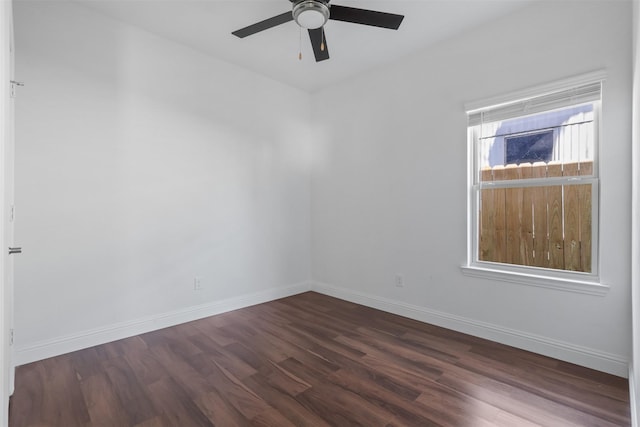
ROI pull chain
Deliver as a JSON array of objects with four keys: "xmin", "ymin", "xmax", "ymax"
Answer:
[
  {"xmin": 321, "ymin": 29, "xmax": 325, "ymax": 51},
  {"xmin": 298, "ymin": 27, "xmax": 302, "ymax": 60}
]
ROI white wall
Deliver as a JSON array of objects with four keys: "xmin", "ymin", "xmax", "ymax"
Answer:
[
  {"xmin": 631, "ymin": 0, "xmax": 640, "ymax": 422},
  {"xmin": 311, "ymin": 1, "xmax": 632, "ymax": 376},
  {"xmin": 13, "ymin": 1, "xmax": 312, "ymax": 362}
]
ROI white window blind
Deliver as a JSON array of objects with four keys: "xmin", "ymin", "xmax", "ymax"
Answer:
[{"xmin": 468, "ymin": 81, "xmax": 602, "ymax": 126}]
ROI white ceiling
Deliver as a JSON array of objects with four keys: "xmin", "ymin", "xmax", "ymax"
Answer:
[{"xmin": 76, "ymin": 0, "xmax": 535, "ymax": 92}]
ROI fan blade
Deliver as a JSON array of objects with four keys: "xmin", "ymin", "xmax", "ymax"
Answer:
[
  {"xmin": 308, "ymin": 28, "xmax": 329, "ymax": 62},
  {"xmin": 232, "ymin": 11, "xmax": 293, "ymax": 38},
  {"xmin": 329, "ymin": 5, "xmax": 404, "ymax": 30}
]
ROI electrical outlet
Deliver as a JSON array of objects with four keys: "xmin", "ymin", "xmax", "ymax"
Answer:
[
  {"xmin": 394, "ymin": 274, "xmax": 404, "ymax": 287},
  {"xmin": 194, "ymin": 276, "xmax": 203, "ymax": 291}
]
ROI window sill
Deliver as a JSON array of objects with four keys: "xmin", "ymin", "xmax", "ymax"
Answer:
[{"xmin": 460, "ymin": 265, "xmax": 609, "ymax": 296}]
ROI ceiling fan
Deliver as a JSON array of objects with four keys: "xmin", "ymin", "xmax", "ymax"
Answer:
[{"xmin": 231, "ymin": 0, "xmax": 404, "ymax": 62}]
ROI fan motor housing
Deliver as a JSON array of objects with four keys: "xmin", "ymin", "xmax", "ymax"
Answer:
[{"xmin": 292, "ymin": 0, "xmax": 330, "ymax": 29}]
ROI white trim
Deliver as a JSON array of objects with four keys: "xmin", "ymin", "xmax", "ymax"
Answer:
[
  {"xmin": 310, "ymin": 281, "xmax": 628, "ymax": 377},
  {"xmin": 465, "ymin": 70, "xmax": 607, "ymax": 113},
  {"xmin": 14, "ymin": 281, "xmax": 312, "ymax": 366},
  {"xmin": 631, "ymin": 1, "xmax": 640, "ymax": 425},
  {"xmin": 0, "ymin": 1, "xmax": 11, "ymax": 426},
  {"xmin": 460, "ymin": 265, "xmax": 609, "ymax": 296},
  {"xmin": 630, "ymin": 364, "xmax": 638, "ymax": 427}
]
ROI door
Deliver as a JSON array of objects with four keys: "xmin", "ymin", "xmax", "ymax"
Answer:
[
  {"xmin": 1, "ymin": 1, "xmax": 16, "ymax": 425},
  {"xmin": 6, "ymin": 0, "xmax": 16, "ymax": 397}
]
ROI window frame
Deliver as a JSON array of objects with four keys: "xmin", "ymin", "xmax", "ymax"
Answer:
[{"xmin": 462, "ymin": 72, "xmax": 609, "ymax": 295}]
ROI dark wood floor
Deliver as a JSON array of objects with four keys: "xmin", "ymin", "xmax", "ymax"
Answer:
[{"xmin": 9, "ymin": 292, "xmax": 630, "ymax": 426}]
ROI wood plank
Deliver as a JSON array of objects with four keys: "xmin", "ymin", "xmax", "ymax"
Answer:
[
  {"xmin": 415, "ymin": 383, "xmax": 515, "ymax": 426},
  {"xmin": 505, "ymin": 164, "xmax": 526, "ymax": 266},
  {"xmin": 100, "ymin": 356, "xmax": 157, "ymax": 425},
  {"xmin": 294, "ymin": 381, "xmax": 393, "ymax": 426},
  {"xmin": 80, "ymin": 372, "xmax": 132, "ymax": 426},
  {"xmin": 491, "ymin": 165, "xmax": 508, "ymax": 263},
  {"xmin": 517, "ymin": 163, "xmax": 534, "ymax": 266},
  {"xmin": 580, "ymin": 182, "xmax": 593, "ymax": 272},
  {"xmin": 193, "ymin": 389, "xmax": 251, "ymax": 427},
  {"xmin": 563, "ymin": 163, "xmax": 582, "ymax": 270},
  {"xmin": 547, "ymin": 161, "xmax": 564, "ymax": 270},
  {"xmin": 479, "ymin": 167, "xmax": 495, "ymax": 261},
  {"xmin": 326, "ymin": 368, "xmax": 442, "ymax": 426},
  {"xmin": 187, "ymin": 332, "xmax": 257, "ymax": 379},
  {"xmin": 250, "ymin": 407, "xmax": 298, "ymax": 427},
  {"xmin": 242, "ymin": 375, "xmax": 332, "ymax": 427},
  {"xmin": 578, "ymin": 160, "xmax": 593, "ymax": 273},
  {"xmin": 580, "ymin": 161, "xmax": 594, "ymax": 176},
  {"xmin": 148, "ymin": 344, "xmax": 216, "ymax": 399},
  {"xmin": 145, "ymin": 377, "xmax": 213, "ymax": 426},
  {"xmin": 529, "ymin": 162, "xmax": 549, "ymax": 267},
  {"xmin": 122, "ymin": 346, "xmax": 169, "ymax": 387},
  {"xmin": 204, "ymin": 359, "xmax": 272, "ymax": 420}
]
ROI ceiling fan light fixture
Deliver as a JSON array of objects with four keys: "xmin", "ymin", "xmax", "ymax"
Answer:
[{"xmin": 292, "ymin": 1, "xmax": 329, "ymax": 29}]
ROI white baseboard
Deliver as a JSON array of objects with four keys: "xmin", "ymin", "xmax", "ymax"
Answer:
[
  {"xmin": 14, "ymin": 281, "xmax": 312, "ymax": 366},
  {"xmin": 14, "ymin": 280, "xmax": 629, "ymax": 379},
  {"xmin": 631, "ymin": 364, "xmax": 639, "ymax": 427},
  {"xmin": 311, "ymin": 281, "xmax": 629, "ymax": 378}
]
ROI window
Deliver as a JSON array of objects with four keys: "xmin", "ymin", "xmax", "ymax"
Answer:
[{"xmin": 463, "ymin": 77, "xmax": 606, "ymax": 293}]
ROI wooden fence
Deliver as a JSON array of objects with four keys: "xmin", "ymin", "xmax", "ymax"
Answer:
[{"xmin": 479, "ymin": 161, "xmax": 592, "ymax": 272}]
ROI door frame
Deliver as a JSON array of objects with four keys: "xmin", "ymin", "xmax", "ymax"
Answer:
[{"xmin": 1, "ymin": 1, "xmax": 14, "ymax": 426}]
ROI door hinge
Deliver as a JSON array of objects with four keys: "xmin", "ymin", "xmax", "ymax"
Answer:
[
  {"xmin": 10, "ymin": 80, "xmax": 24, "ymax": 98},
  {"xmin": 9, "ymin": 329, "xmax": 14, "ymax": 346}
]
